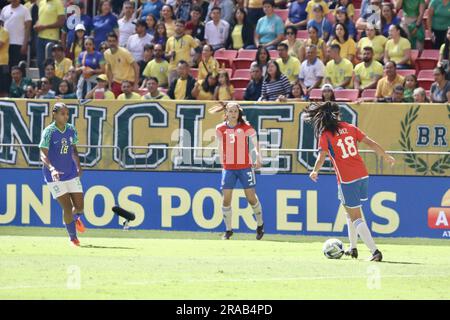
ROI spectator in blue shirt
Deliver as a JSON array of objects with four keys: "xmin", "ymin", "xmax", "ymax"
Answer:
[
  {"xmin": 379, "ymin": 2, "xmax": 400, "ymax": 38},
  {"xmin": 92, "ymin": 0, "xmax": 119, "ymax": 50},
  {"xmin": 244, "ymin": 63, "xmax": 264, "ymax": 101},
  {"xmin": 138, "ymin": 0, "xmax": 164, "ymax": 21},
  {"xmin": 286, "ymin": 0, "xmax": 309, "ymax": 30},
  {"xmin": 255, "ymin": 0, "xmax": 285, "ymax": 50},
  {"xmin": 61, "ymin": 1, "xmax": 92, "ymax": 53},
  {"xmin": 333, "ymin": 6, "xmax": 356, "ymax": 39},
  {"xmin": 307, "ymin": 4, "xmax": 333, "ymax": 41}
]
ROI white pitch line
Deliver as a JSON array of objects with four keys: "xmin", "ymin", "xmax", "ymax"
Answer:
[{"xmin": 0, "ymin": 274, "xmax": 449, "ymax": 292}]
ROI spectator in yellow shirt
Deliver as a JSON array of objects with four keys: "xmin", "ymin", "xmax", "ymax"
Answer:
[
  {"xmin": 34, "ymin": 0, "xmax": 65, "ymax": 77},
  {"xmin": 141, "ymin": 77, "xmax": 171, "ymax": 100},
  {"xmin": 305, "ymin": 0, "xmax": 329, "ymax": 20},
  {"xmin": 161, "ymin": 4, "xmax": 176, "ymax": 38},
  {"xmin": 192, "ymin": 73, "xmax": 219, "ymax": 100},
  {"xmin": 166, "ymin": 19, "xmax": 200, "ymax": 86},
  {"xmin": 375, "ymin": 61, "xmax": 405, "ymax": 101},
  {"xmin": 0, "ymin": 25, "xmax": 10, "ymax": 97},
  {"xmin": 300, "ymin": 25, "xmax": 327, "ymax": 62},
  {"xmin": 142, "ymin": 44, "xmax": 170, "ymax": 88},
  {"xmin": 357, "ymin": 24, "xmax": 387, "ymax": 62},
  {"xmin": 214, "ymin": 70, "xmax": 234, "ymax": 100},
  {"xmin": 384, "ymin": 24, "xmax": 411, "ymax": 69},
  {"xmin": 276, "ymin": 42, "xmax": 301, "ymax": 83},
  {"xmin": 117, "ymin": 80, "xmax": 142, "ymax": 100},
  {"xmin": 354, "ymin": 46, "xmax": 384, "ymax": 93},
  {"xmin": 51, "ymin": 43, "xmax": 73, "ymax": 79},
  {"xmin": 85, "ymin": 74, "xmax": 116, "ymax": 99},
  {"xmin": 331, "ymin": 23, "xmax": 357, "ymax": 62},
  {"xmin": 198, "ymin": 44, "xmax": 219, "ymax": 81},
  {"xmin": 103, "ymin": 32, "xmax": 140, "ymax": 97},
  {"xmin": 324, "ymin": 43, "xmax": 353, "ymax": 89}
]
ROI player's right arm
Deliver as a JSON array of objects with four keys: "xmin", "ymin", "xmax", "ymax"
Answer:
[
  {"xmin": 216, "ymin": 127, "xmax": 224, "ymax": 166},
  {"xmin": 39, "ymin": 128, "xmax": 63, "ymax": 181},
  {"xmin": 361, "ymin": 136, "xmax": 395, "ymax": 167},
  {"xmin": 310, "ymin": 150, "xmax": 327, "ymax": 182},
  {"xmin": 40, "ymin": 148, "xmax": 63, "ymax": 182}
]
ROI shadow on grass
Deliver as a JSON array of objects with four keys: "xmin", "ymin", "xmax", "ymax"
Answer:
[
  {"xmin": 380, "ymin": 260, "xmax": 423, "ymax": 265},
  {"xmin": 81, "ymin": 244, "xmax": 135, "ymax": 250}
]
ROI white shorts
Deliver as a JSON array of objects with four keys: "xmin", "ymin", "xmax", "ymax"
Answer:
[{"xmin": 47, "ymin": 177, "xmax": 83, "ymax": 199}]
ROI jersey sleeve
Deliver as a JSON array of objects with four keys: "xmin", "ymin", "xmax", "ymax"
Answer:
[
  {"xmin": 318, "ymin": 133, "xmax": 328, "ymax": 151},
  {"xmin": 71, "ymin": 125, "xmax": 79, "ymax": 145},
  {"xmin": 354, "ymin": 125, "xmax": 366, "ymax": 142},
  {"xmin": 39, "ymin": 127, "xmax": 52, "ymax": 149},
  {"xmin": 245, "ymin": 123, "xmax": 257, "ymax": 137}
]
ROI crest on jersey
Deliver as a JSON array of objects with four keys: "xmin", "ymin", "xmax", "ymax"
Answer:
[
  {"xmin": 61, "ymin": 138, "xmax": 68, "ymax": 146},
  {"xmin": 237, "ymin": 129, "xmax": 243, "ymax": 134}
]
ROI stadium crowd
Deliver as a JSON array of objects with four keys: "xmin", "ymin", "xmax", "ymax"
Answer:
[{"xmin": 1, "ymin": 0, "xmax": 450, "ymax": 102}]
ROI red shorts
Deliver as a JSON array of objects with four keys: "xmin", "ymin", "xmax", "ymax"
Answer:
[{"xmin": 111, "ymin": 81, "xmax": 123, "ymax": 98}]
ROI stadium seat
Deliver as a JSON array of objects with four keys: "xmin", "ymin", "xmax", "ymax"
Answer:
[
  {"xmin": 233, "ymin": 69, "xmax": 251, "ymax": 79},
  {"xmin": 361, "ymin": 89, "xmax": 376, "ymax": 101},
  {"xmin": 233, "ymin": 88, "xmax": 246, "ymax": 100},
  {"xmin": 309, "ymin": 89, "xmax": 322, "ymax": 100},
  {"xmin": 415, "ymin": 58, "xmax": 438, "ymax": 73},
  {"xmin": 353, "ymin": 9, "xmax": 360, "ymax": 23},
  {"xmin": 191, "ymin": 68, "xmax": 199, "ymax": 79},
  {"xmin": 269, "ymin": 50, "xmax": 279, "ymax": 59},
  {"xmin": 232, "ymin": 50, "xmax": 257, "ymax": 70},
  {"xmin": 421, "ymin": 49, "xmax": 440, "ymax": 60},
  {"xmin": 397, "ymin": 69, "xmax": 416, "ymax": 77},
  {"xmin": 334, "ymin": 89, "xmax": 359, "ymax": 102},
  {"xmin": 231, "ymin": 69, "xmax": 251, "ymax": 88},
  {"xmin": 274, "ymin": 9, "xmax": 289, "ymax": 21},
  {"xmin": 410, "ymin": 49, "xmax": 419, "ymax": 68},
  {"xmin": 159, "ymin": 87, "xmax": 168, "ymax": 94},
  {"xmin": 237, "ymin": 49, "xmax": 257, "ymax": 60},
  {"xmin": 296, "ymin": 30, "xmax": 309, "ymax": 40},
  {"xmin": 424, "ymin": 30, "xmax": 433, "ymax": 49},
  {"xmin": 417, "ymin": 70, "xmax": 435, "ymax": 90},
  {"xmin": 353, "ymin": 0, "xmax": 362, "ymax": 9},
  {"xmin": 214, "ymin": 49, "xmax": 238, "ymax": 68}
]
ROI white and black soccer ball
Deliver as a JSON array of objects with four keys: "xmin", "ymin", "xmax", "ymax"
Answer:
[{"xmin": 323, "ymin": 238, "xmax": 344, "ymax": 259}]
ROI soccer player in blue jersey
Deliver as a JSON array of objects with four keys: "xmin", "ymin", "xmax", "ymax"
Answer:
[{"xmin": 39, "ymin": 103, "xmax": 86, "ymax": 246}]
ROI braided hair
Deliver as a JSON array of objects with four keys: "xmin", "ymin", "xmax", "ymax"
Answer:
[{"xmin": 303, "ymin": 101, "xmax": 341, "ymax": 138}]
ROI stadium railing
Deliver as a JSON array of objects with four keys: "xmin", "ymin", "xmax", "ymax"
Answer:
[{"xmin": 1, "ymin": 144, "xmax": 448, "ymax": 176}]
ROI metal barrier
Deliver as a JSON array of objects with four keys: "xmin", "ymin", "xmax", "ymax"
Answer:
[
  {"xmin": 0, "ymin": 144, "xmax": 121, "ymax": 168},
  {"xmin": 0, "ymin": 143, "xmax": 448, "ymax": 176}
]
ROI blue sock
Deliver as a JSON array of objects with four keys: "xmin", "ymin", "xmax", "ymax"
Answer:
[
  {"xmin": 74, "ymin": 213, "xmax": 82, "ymax": 221},
  {"xmin": 65, "ymin": 221, "xmax": 77, "ymax": 240}
]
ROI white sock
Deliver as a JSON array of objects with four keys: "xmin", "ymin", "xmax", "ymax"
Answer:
[
  {"xmin": 346, "ymin": 214, "xmax": 358, "ymax": 249},
  {"xmin": 353, "ymin": 218, "xmax": 377, "ymax": 254},
  {"xmin": 222, "ymin": 206, "xmax": 232, "ymax": 231},
  {"xmin": 251, "ymin": 201, "xmax": 264, "ymax": 227}
]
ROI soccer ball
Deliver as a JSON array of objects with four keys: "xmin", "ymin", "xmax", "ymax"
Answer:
[{"xmin": 323, "ymin": 239, "xmax": 344, "ymax": 259}]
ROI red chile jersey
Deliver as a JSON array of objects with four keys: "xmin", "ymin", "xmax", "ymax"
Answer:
[
  {"xmin": 318, "ymin": 122, "xmax": 369, "ymax": 184},
  {"xmin": 216, "ymin": 121, "xmax": 257, "ymax": 170}
]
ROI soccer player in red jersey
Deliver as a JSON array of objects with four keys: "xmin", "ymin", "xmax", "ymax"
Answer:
[
  {"xmin": 210, "ymin": 102, "xmax": 264, "ymax": 240},
  {"xmin": 305, "ymin": 102, "xmax": 395, "ymax": 261}
]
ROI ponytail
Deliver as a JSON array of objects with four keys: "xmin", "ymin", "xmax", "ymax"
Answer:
[
  {"xmin": 209, "ymin": 101, "xmax": 246, "ymax": 124},
  {"xmin": 304, "ymin": 101, "xmax": 341, "ymax": 137}
]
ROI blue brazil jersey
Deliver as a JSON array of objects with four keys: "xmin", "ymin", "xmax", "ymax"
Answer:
[{"xmin": 39, "ymin": 122, "xmax": 79, "ymax": 183}]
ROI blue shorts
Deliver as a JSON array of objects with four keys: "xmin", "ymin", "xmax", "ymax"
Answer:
[
  {"xmin": 337, "ymin": 177, "xmax": 369, "ymax": 208},
  {"xmin": 221, "ymin": 168, "xmax": 256, "ymax": 190}
]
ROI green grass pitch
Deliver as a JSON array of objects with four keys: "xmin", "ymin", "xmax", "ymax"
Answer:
[{"xmin": 1, "ymin": 226, "xmax": 450, "ymax": 300}]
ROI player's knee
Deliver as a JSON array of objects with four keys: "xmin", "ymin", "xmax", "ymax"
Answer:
[{"xmin": 74, "ymin": 204, "xmax": 84, "ymax": 213}]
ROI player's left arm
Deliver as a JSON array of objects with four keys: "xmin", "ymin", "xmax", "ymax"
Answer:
[
  {"xmin": 71, "ymin": 128, "xmax": 82, "ymax": 176},
  {"xmin": 310, "ymin": 150, "xmax": 327, "ymax": 182},
  {"xmin": 72, "ymin": 145, "xmax": 82, "ymax": 177},
  {"xmin": 249, "ymin": 132, "xmax": 262, "ymax": 169},
  {"xmin": 361, "ymin": 136, "xmax": 395, "ymax": 166}
]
